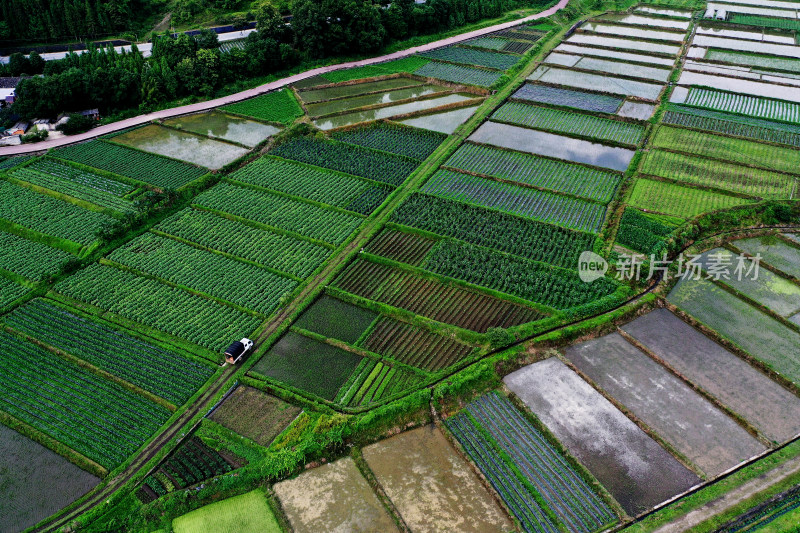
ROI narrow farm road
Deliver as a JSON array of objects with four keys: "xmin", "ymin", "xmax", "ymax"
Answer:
[
  {"xmin": 651, "ymin": 447, "xmax": 800, "ymax": 532},
  {"xmin": 0, "ymin": 0, "xmax": 568, "ymax": 157}
]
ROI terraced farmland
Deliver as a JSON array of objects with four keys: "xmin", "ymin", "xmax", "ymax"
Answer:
[
  {"xmin": 51, "ymin": 140, "xmax": 206, "ymax": 190},
  {"xmin": 445, "ymin": 143, "xmax": 622, "ymax": 203},
  {"xmin": 447, "ymin": 393, "xmax": 616, "ymax": 533},
  {"xmin": 2, "ymin": 299, "xmax": 213, "ymax": 405},
  {"xmin": 0, "ymin": 330, "xmax": 172, "ymax": 469},
  {"xmin": 421, "ymin": 170, "xmax": 607, "ymax": 232},
  {"xmin": 492, "ymin": 102, "xmax": 646, "ymax": 145},
  {"xmin": 333, "ymin": 258, "xmax": 544, "ymax": 332}
]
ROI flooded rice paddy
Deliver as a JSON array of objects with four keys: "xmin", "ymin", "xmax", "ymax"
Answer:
[
  {"xmin": 504, "ymin": 358, "xmax": 701, "ymax": 516},
  {"xmin": 112, "ymin": 124, "xmax": 249, "ymax": 169},
  {"xmin": 469, "ymin": 122, "xmax": 635, "ymax": 171},
  {"xmin": 163, "ymin": 111, "xmax": 279, "ymax": 147}
]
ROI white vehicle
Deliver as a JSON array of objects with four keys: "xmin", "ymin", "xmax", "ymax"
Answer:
[{"xmin": 224, "ymin": 338, "xmax": 254, "ymax": 364}]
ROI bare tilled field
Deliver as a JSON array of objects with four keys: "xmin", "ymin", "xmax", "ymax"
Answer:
[
  {"xmin": 622, "ymin": 309, "xmax": 800, "ymax": 444},
  {"xmin": 273, "ymin": 457, "xmax": 399, "ymax": 533},
  {"xmin": 504, "ymin": 358, "xmax": 701, "ymax": 516},
  {"xmin": 362, "ymin": 425, "xmax": 513, "ymax": 532},
  {"xmin": 209, "ymin": 386, "xmax": 301, "ymax": 447},
  {"xmin": 565, "ymin": 333, "xmax": 766, "ymax": 477},
  {"xmin": 0, "ymin": 425, "xmax": 100, "ymax": 532}
]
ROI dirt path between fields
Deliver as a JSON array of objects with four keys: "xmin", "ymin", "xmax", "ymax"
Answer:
[
  {"xmin": 652, "ymin": 455, "xmax": 800, "ymax": 533},
  {"xmin": 0, "ymin": 0, "xmax": 568, "ymax": 156}
]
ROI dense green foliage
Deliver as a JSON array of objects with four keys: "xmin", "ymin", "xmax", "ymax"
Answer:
[
  {"xmin": 419, "ymin": 45, "xmax": 519, "ymax": 70},
  {"xmin": 193, "ymin": 182, "xmax": 364, "ymax": 245},
  {"xmin": 108, "ymin": 232, "xmax": 298, "ymax": 315},
  {"xmin": 3, "ymin": 300, "xmax": 214, "ymax": 405},
  {"xmin": 616, "ymin": 208, "xmax": 677, "ymax": 255},
  {"xmin": 414, "ymin": 61, "xmax": 503, "ymax": 87},
  {"xmin": 334, "ymin": 258, "xmax": 544, "ymax": 332},
  {"xmin": 686, "ymin": 88, "xmax": 800, "ymax": 123},
  {"xmin": 0, "ymin": 0, "xmax": 147, "ymax": 42},
  {"xmin": 52, "ymin": 141, "xmax": 206, "ymax": 190},
  {"xmin": 423, "ymin": 240, "xmax": 618, "ymax": 310},
  {"xmin": 156, "ymin": 208, "xmax": 331, "ymax": 278},
  {"xmin": 640, "ymin": 149, "xmax": 797, "ymax": 200},
  {"xmin": 228, "ymin": 156, "xmax": 392, "ymax": 215},
  {"xmin": 270, "ymin": 137, "xmax": 418, "ymax": 186},
  {"xmin": 0, "ymin": 330, "xmax": 172, "ymax": 469},
  {"xmin": 332, "ymin": 123, "xmax": 446, "ymax": 160},
  {"xmin": 391, "ymin": 194, "xmax": 597, "ymax": 269},
  {"xmin": 222, "ymin": 89, "xmax": 303, "ymax": 125},
  {"xmin": 0, "ymin": 230, "xmax": 72, "ymax": 280},
  {"xmin": 629, "ymin": 179, "xmax": 753, "ymax": 219},
  {"xmin": 492, "ymin": 102, "xmax": 646, "ymax": 145},
  {"xmin": 0, "ymin": 179, "xmax": 115, "ymax": 246},
  {"xmin": 421, "ymin": 171, "xmax": 606, "ymax": 233},
  {"xmin": 445, "ymin": 143, "xmax": 621, "ymax": 203},
  {"xmin": 10, "ymin": 164, "xmax": 134, "ymax": 213},
  {"xmin": 663, "ymin": 106, "xmax": 800, "ymax": 148},
  {"xmin": 0, "ymin": 278, "xmax": 27, "ymax": 309},
  {"xmin": 652, "ymin": 125, "xmax": 800, "ymax": 176},
  {"xmin": 54, "ymin": 263, "xmax": 261, "ymax": 350}
]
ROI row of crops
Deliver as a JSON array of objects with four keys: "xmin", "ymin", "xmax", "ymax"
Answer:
[
  {"xmin": 446, "ymin": 392, "xmax": 616, "ymax": 533},
  {"xmin": 620, "ymin": 6, "xmax": 800, "ymax": 235},
  {"xmin": 0, "ymin": 329, "xmax": 173, "ymax": 469},
  {"xmin": 51, "ymin": 139, "xmax": 207, "ymax": 190},
  {"xmin": 2, "ymin": 299, "xmax": 214, "ymax": 406},
  {"xmin": 139, "ymin": 437, "xmax": 234, "ymax": 502}
]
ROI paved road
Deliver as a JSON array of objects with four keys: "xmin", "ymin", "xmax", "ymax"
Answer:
[
  {"xmin": 0, "ymin": 0, "xmax": 567, "ymax": 157},
  {"xmin": 652, "ymin": 453, "xmax": 800, "ymax": 533}
]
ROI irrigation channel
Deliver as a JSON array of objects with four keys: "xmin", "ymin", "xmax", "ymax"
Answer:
[{"xmin": 0, "ymin": 0, "xmax": 568, "ymax": 157}]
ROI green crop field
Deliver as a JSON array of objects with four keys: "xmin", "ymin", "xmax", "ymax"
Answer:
[
  {"xmin": 628, "ymin": 179, "xmax": 754, "ymax": 218},
  {"xmin": 173, "ymin": 490, "xmax": 281, "ymax": 533},
  {"xmin": 423, "ymin": 239, "xmax": 619, "ymax": 310},
  {"xmin": 414, "ymin": 61, "xmax": 503, "ymax": 87},
  {"xmin": 419, "ymin": 46, "xmax": 520, "ymax": 70},
  {"xmin": 193, "ymin": 182, "xmax": 364, "ymax": 245},
  {"xmin": 0, "ymin": 330, "xmax": 172, "ymax": 469},
  {"xmin": 663, "ymin": 105, "xmax": 800, "ymax": 148},
  {"xmin": 685, "ymin": 88, "xmax": 800, "ymax": 124},
  {"xmin": 227, "ymin": 156, "xmax": 392, "ymax": 215},
  {"xmin": 616, "ymin": 208, "xmax": 678, "ymax": 254},
  {"xmin": 54, "ymin": 263, "xmax": 261, "ymax": 351},
  {"xmin": 421, "ymin": 170, "xmax": 607, "ymax": 233},
  {"xmin": 640, "ymin": 150, "xmax": 798, "ymax": 200},
  {"xmin": 0, "ymin": 278, "xmax": 27, "ymax": 308},
  {"xmin": 270, "ymin": 137, "xmax": 417, "ymax": 186},
  {"xmin": 391, "ymin": 194, "xmax": 598, "ymax": 269},
  {"xmin": 0, "ymin": 180, "xmax": 115, "ymax": 248},
  {"xmin": 51, "ymin": 141, "xmax": 206, "ymax": 190},
  {"xmin": 155, "ymin": 208, "xmax": 331, "ymax": 279},
  {"xmin": 9, "ymin": 165, "xmax": 134, "ymax": 213},
  {"xmin": 0, "ymin": 231, "xmax": 71, "ymax": 281},
  {"xmin": 332, "ymin": 123, "xmax": 446, "ymax": 160},
  {"xmin": 651, "ymin": 125, "xmax": 800, "ymax": 177},
  {"xmin": 221, "ymin": 89, "xmax": 303, "ymax": 125},
  {"xmin": 492, "ymin": 102, "xmax": 646, "ymax": 145},
  {"xmin": 108, "ymin": 233, "xmax": 298, "ymax": 315},
  {"xmin": 3, "ymin": 299, "xmax": 213, "ymax": 405},
  {"xmin": 446, "ymin": 143, "xmax": 621, "ymax": 203}
]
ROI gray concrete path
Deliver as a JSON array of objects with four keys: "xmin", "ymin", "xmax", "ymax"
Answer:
[{"xmin": 0, "ymin": 0, "xmax": 568, "ymax": 156}]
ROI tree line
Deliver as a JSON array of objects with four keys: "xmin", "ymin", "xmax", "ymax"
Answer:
[
  {"xmin": 8, "ymin": 0, "xmax": 536, "ymax": 120},
  {"xmin": 0, "ymin": 0, "xmax": 148, "ymax": 42}
]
